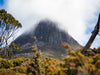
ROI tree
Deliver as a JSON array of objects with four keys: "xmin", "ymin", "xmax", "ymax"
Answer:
[
  {"xmin": 0, "ymin": 9, "xmax": 22, "ymax": 56},
  {"xmin": 81, "ymin": 14, "xmax": 100, "ymax": 53},
  {"xmin": 62, "ymin": 43, "xmax": 97, "ymax": 75},
  {"xmin": 8, "ymin": 43, "xmax": 21, "ymax": 58},
  {"xmin": 32, "ymin": 36, "xmax": 45, "ymax": 75}
]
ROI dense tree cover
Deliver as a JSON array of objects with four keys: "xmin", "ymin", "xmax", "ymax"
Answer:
[{"xmin": 0, "ymin": 9, "xmax": 22, "ymax": 57}]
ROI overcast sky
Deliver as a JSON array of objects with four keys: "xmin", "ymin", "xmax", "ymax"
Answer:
[{"xmin": 0, "ymin": 0, "xmax": 100, "ymax": 48}]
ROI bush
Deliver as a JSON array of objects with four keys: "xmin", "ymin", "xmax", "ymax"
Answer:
[
  {"xmin": 13, "ymin": 66, "xmax": 27, "ymax": 73},
  {"xmin": 0, "ymin": 59, "xmax": 13, "ymax": 68},
  {"xmin": 0, "ymin": 68, "xmax": 16, "ymax": 75},
  {"xmin": 95, "ymin": 60, "xmax": 100, "ymax": 69},
  {"xmin": 0, "ymin": 58, "xmax": 29, "ymax": 68},
  {"xmin": 11, "ymin": 58, "xmax": 29, "ymax": 67}
]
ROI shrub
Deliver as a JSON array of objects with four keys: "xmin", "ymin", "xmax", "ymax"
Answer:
[
  {"xmin": 0, "ymin": 58, "xmax": 29, "ymax": 68},
  {"xmin": 11, "ymin": 58, "xmax": 29, "ymax": 67},
  {"xmin": 13, "ymin": 66, "xmax": 27, "ymax": 73},
  {"xmin": 0, "ymin": 68, "xmax": 16, "ymax": 75},
  {"xmin": 0, "ymin": 59, "xmax": 13, "ymax": 68}
]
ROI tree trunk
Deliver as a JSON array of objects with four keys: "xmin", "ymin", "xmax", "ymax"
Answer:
[{"xmin": 81, "ymin": 14, "xmax": 100, "ymax": 53}]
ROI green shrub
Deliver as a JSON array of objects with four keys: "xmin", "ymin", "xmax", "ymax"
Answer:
[
  {"xmin": 0, "ymin": 59, "xmax": 13, "ymax": 68},
  {"xmin": 13, "ymin": 66, "xmax": 27, "ymax": 73},
  {"xmin": 0, "ymin": 58, "xmax": 29, "ymax": 68},
  {"xmin": 11, "ymin": 58, "xmax": 29, "ymax": 67},
  {"xmin": 0, "ymin": 68, "xmax": 16, "ymax": 75},
  {"xmin": 95, "ymin": 60, "xmax": 100, "ymax": 69}
]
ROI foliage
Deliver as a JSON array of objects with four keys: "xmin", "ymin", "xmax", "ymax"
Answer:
[
  {"xmin": 31, "ymin": 36, "xmax": 45, "ymax": 75},
  {"xmin": 0, "ymin": 59, "xmax": 14, "ymax": 68},
  {"xmin": 44, "ymin": 57, "xmax": 67, "ymax": 75},
  {"xmin": 6, "ymin": 43, "xmax": 22, "ymax": 58},
  {"xmin": 13, "ymin": 66, "xmax": 27, "ymax": 73},
  {"xmin": 0, "ymin": 69, "xmax": 18, "ymax": 75},
  {"xmin": 62, "ymin": 43, "xmax": 100, "ymax": 75},
  {"xmin": 0, "ymin": 42, "xmax": 100, "ymax": 75},
  {"xmin": 0, "ymin": 58, "xmax": 29, "ymax": 68},
  {"xmin": 9, "ymin": 43, "xmax": 21, "ymax": 51},
  {"xmin": 0, "ymin": 9, "xmax": 22, "ymax": 57}
]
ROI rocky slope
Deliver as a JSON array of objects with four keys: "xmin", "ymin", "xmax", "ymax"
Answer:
[{"xmin": 14, "ymin": 20, "xmax": 82, "ymax": 58}]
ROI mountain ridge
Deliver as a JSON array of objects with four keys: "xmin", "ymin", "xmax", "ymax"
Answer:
[{"xmin": 14, "ymin": 20, "xmax": 82, "ymax": 58}]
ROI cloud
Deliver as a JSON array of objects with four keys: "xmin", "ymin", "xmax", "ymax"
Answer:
[{"xmin": 6, "ymin": 0, "xmax": 100, "ymax": 47}]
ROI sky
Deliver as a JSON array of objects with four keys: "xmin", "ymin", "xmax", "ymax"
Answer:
[
  {"xmin": 0, "ymin": 0, "xmax": 4, "ymax": 5},
  {"xmin": 0, "ymin": 0, "xmax": 100, "ymax": 48}
]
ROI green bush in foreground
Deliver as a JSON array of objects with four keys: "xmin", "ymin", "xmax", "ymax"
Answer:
[{"xmin": 0, "ymin": 58, "xmax": 29, "ymax": 68}]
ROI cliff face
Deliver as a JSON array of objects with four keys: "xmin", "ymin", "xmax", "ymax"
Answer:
[{"xmin": 14, "ymin": 20, "xmax": 81, "ymax": 58}]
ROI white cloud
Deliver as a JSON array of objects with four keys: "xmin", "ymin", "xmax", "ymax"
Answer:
[{"xmin": 6, "ymin": 0, "xmax": 100, "ymax": 47}]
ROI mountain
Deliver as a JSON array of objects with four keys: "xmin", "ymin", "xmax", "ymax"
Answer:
[{"xmin": 14, "ymin": 20, "xmax": 82, "ymax": 59}]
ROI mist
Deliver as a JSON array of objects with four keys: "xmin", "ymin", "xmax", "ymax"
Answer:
[{"xmin": 6, "ymin": 0, "xmax": 100, "ymax": 47}]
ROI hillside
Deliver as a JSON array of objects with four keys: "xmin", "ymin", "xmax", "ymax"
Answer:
[{"xmin": 14, "ymin": 20, "xmax": 82, "ymax": 58}]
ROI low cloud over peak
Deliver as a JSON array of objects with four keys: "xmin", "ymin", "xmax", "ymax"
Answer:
[{"xmin": 6, "ymin": 0, "xmax": 100, "ymax": 47}]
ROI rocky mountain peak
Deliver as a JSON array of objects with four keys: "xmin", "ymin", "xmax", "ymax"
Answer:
[{"xmin": 14, "ymin": 20, "xmax": 81, "ymax": 58}]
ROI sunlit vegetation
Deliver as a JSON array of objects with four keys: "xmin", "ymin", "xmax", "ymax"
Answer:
[
  {"xmin": 0, "ymin": 9, "xmax": 22, "ymax": 58},
  {"xmin": 62, "ymin": 43, "xmax": 100, "ymax": 75},
  {"xmin": 0, "ymin": 43, "xmax": 100, "ymax": 75},
  {"xmin": 0, "ymin": 9, "xmax": 100, "ymax": 75},
  {"xmin": 0, "ymin": 58, "xmax": 29, "ymax": 75}
]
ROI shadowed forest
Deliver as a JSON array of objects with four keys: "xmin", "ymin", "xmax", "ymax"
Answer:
[{"xmin": 0, "ymin": 9, "xmax": 100, "ymax": 75}]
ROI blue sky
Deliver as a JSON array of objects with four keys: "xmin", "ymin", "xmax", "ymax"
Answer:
[
  {"xmin": 0, "ymin": 0, "xmax": 4, "ymax": 5},
  {"xmin": 0, "ymin": 0, "xmax": 100, "ymax": 48}
]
